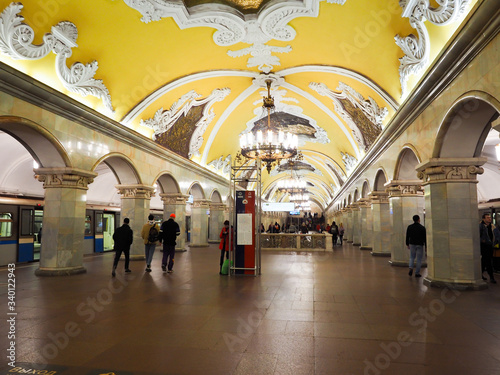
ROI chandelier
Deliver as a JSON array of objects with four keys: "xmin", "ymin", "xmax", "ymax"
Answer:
[{"xmin": 239, "ymin": 79, "xmax": 298, "ymax": 173}]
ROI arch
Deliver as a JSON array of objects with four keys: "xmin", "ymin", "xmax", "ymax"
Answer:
[
  {"xmin": 394, "ymin": 145, "xmax": 421, "ymax": 181},
  {"xmin": 347, "ymin": 194, "xmax": 352, "ymax": 205},
  {"xmin": 373, "ymin": 169, "xmax": 388, "ymax": 191},
  {"xmin": 155, "ymin": 172, "xmax": 181, "ymax": 194},
  {"xmin": 0, "ymin": 116, "xmax": 70, "ymax": 168},
  {"xmin": 188, "ymin": 182, "xmax": 205, "ymax": 199},
  {"xmin": 361, "ymin": 180, "xmax": 370, "ymax": 198},
  {"xmin": 92, "ymin": 153, "xmax": 142, "ymax": 185},
  {"xmin": 433, "ymin": 92, "xmax": 500, "ymax": 158},
  {"xmin": 353, "ymin": 189, "xmax": 359, "ymax": 202},
  {"xmin": 210, "ymin": 189, "xmax": 222, "ymax": 203}
]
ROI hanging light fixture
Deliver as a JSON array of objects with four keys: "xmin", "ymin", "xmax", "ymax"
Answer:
[{"xmin": 239, "ymin": 79, "xmax": 298, "ymax": 173}]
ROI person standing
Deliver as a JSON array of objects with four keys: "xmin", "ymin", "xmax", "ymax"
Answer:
[
  {"xmin": 219, "ymin": 220, "xmax": 231, "ymax": 274},
  {"xmin": 479, "ymin": 213, "xmax": 496, "ymax": 283},
  {"xmin": 406, "ymin": 215, "xmax": 426, "ymax": 278},
  {"xmin": 159, "ymin": 213, "xmax": 180, "ymax": 273},
  {"xmin": 112, "ymin": 217, "xmax": 133, "ymax": 277},
  {"xmin": 141, "ymin": 214, "xmax": 160, "ymax": 273}
]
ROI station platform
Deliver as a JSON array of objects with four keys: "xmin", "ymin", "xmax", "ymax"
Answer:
[{"xmin": 1, "ymin": 243, "xmax": 500, "ymax": 375}]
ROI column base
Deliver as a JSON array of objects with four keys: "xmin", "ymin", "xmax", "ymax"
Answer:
[
  {"xmin": 175, "ymin": 247, "xmax": 188, "ymax": 252},
  {"xmin": 423, "ymin": 277, "xmax": 488, "ymax": 290},
  {"xmin": 346, "ymin": 240, "xmax": 353, "ymax": 243},
  {"xmin": 353, "ymin": 243, "xmax": 361, "ymax": 246},
  {"xmin": 360, "ymin": 246, "xmax": 372, "ymax": 250},
  {"xmin": 390, "ymin": 260, "xmax": 428, "ymax": 267},
  {"xmin": 208, "ymin": 240, "xmax": 220, "ymax": 244},
  {"xmin": 371, "ymin": 251, "xmax": 391, "ymax": 257},
  {"xmin": 189, "ymin": 243, "xmax": 209, "ymax": 247},
  {"xmin": 130, "ymin": 255, "xmax": 145, "ymax": 261},
  {"xmin": 35, "ymin": 266, "xmax": 86, "ymax": 276}
]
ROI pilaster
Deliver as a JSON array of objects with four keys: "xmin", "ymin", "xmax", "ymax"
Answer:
[
  {"xmin": 34, "ymin": 167, "xmax": 97, "ymax": 276},
  {"xmin": 351, "ymin": 203, "xmax": 361, "ymax": 246},
  {"xmin": 416, "ymin": 158, "xmax": 487, "ymax": 290},
  {"xmin": 160, "ymin": 193, "xmax": 189, "ymax": 251},
  {"xmin": 369, "ymin": 191, "xmax": 391, "ymax": 257},
  {"xmin": 116, "ymin": 184, "xmax": 155, "ymax": 260},
  {"xmin": 190, "ymin": 198, "xmax": 211, "ymax": 247},
  {"xmin": 209, "ymin": 202, "xmax": 226, "ymax": 243},
  {"xmin": 386, "ymin": 180, "xmax": 425, "ymax": 267},
  {"xmin": 358, "ymin": 198, "xmax": 373, "ymax": 250}
]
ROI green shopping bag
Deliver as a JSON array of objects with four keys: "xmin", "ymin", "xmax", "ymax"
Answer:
[{"xmin": 221, "ymin": 259, "xmax": 233, "ymax": 275}]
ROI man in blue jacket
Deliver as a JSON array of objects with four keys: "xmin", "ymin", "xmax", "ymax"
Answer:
[{"xmin": 159, "ymin": 213, "xmax": 180, "ymax": 273}]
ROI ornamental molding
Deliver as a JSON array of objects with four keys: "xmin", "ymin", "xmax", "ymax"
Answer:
[
  {"xmin": 395, "ymin": 0, "xmax": 471, "ymax": 97},
  {"xmin": 310, "ymin": 81, "xmax": 387, "ymax": 151},
  {"xmin": 141, "ymin": 88, "xmax": 230, "ymax": 158},
  {"xmin": 192, "ymin": 199, "xmax": 211, "ymax": 208},
  {"xmin": 0, "ymin": 3, "xmax": 114, "ymax": 112},
  {"xmin": 416, "ymin": 158, "xmax": 486, "ymax": 184},
  {"xmin": 207, "ymin": 154, "xmax": 232, "ymax": 175},
  {"xmin": 34, "ymin": 167, "xmax": 97, "ymax": 190},
  {"xmin": 116, "ymin": 184, "xmax": 155, "ymax": 199},
  {"xmin": 367, "ymin": 191, "xmax": 389, "ymax": 204},
  {"xmin": 341, "ymin": 152, "xmax": 358, "ymax": 175},
  {"xmin": 159, "ymin": 193, "xmax": 190, "ymax": 204},
  {"xmin": 209, "ymin": 203, "xmax": 226, "ymax": 211},
  {"xmin": 121, "ymin": 0, "xmax": 346, "ymax": 73},
  {"xmin": 385, "ymin": 180, "xmax": 423, "ymax": 197},
  {"xmin": 357, "ymin": 198, "xmax": 372, "ymax": 208}
]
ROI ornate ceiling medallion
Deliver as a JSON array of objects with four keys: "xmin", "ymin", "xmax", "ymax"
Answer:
[
  {"xmin": 395, "ymin": 0, "xmax": 471, "ymax": 97},
  {"xmin": 310, "ymin": 81, "xmax": 387, "ymax": 152},
  {"xmin": 121, "ymin": 0, "xmax": 346, "ymax": 73},
  {"xmin": 141, "ymin": 88, "xmax": 230, "ymax": 158},
  {"xmin": 0, "ymin": 3, "xmax": 114, "ymax": 113}
]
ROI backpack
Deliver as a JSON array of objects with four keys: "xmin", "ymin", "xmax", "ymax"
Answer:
[
  {"xmin": 148, "ymin": 225, "xmax": 159, "ymax": 243},
  {"xmin": 330, "ymin": 226, "xmax": 338, "ymax": 235}
]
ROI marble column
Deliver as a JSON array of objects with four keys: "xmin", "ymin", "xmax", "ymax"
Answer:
[
  {"xmin": 345, "ymin": 207, "xmax": 353, "ymax": 243},
  {"xmin": 417, "ymin": 158, "xmax": 487, "ymax": 290},
  {"xmin": 160, "ymin": 193, "xmax": 189, "ymax": 251},
  {"xmin": 386, "ymin": 181, "xmax": 425, "ymax": 267},
  {"xmin": 359, "ymin": 198, "xmax": 373, "ymax": 250},
  {"xmin": 116, "ymin": 184, "xmax": 155, "ymax": 260},
  {"xmin": 209, "ymin": 203, "xmax": 226, "ymax": 243},
  {"xmin": 352, "ymin": 203, "xmax": 361, "ymax": 246},
  {"xmin": 369, "ymin": 191, "xmax": 391, "ymax": 256},
  {"xmin": 34, "ymin": 167, "xmax": 97, "ymax": 276},
  {"xmin": 191, "ymin": 198, "xmax": 210, "ymax": 247}
]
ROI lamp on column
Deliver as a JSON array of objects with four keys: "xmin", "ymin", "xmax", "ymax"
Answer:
[{"xmin": 239, "ymin": 79, "xmax": 298, "ymax": 173}]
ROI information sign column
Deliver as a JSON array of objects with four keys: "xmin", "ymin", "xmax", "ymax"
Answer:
[{"xmin": 235, "ymin": 191, "xmax": 255, "ymax": 275}]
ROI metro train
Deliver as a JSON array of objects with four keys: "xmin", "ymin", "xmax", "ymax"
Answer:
[{"xmin": 0, "ymin": 197, "xmax": 164, "ymax": 267}]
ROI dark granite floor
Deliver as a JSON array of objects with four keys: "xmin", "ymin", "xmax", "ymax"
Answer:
[{"xmin": 1, "ymin": 243, "xmax": 500, "ymax": 375}]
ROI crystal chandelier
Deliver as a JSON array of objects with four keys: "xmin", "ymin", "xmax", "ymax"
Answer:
[{"xmin": 239, "ymin": 79, "xmax": 298, "ymax": 173}]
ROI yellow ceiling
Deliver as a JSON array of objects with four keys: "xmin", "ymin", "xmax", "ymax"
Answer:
[{"xmin": 0, "ymin": 0, "xmax": 479, "ymax": 209}]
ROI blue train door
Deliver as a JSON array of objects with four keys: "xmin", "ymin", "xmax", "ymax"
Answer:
[
  {"xmin": 18, "ymin": 206, "xmax": 34, "ymax": 262},
  {"xmin": 94, "ymin": 211, "xmax": 104, "ymax": 253}
]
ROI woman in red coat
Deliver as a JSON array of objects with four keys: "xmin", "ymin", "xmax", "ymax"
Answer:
[{"xmin": 219, "ymin": 220, "xmax": 232, "ymax": 274}]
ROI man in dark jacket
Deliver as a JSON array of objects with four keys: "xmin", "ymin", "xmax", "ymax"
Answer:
[
  {"xmin": 112, "ymin": 218, "xmax": 133, "ymax": 277},
  {"xmin": 480, "ymin": 213, "xmax": 496, "ymax": 283},
  {"xmin": 406, "ymin": 215, "xmax": 426, "ymax": 278},
  {"xmin": 159, "ymin": 213, "xmax": 180, "ymax": 273}
]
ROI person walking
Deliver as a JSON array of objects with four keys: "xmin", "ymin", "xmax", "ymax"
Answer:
[
  {"xmin": 330, "ymin": 221, "xmax": 339, "ymax": 247},
  {"xmin": 141, "ymin": 214, "xmax": 160, "ymax": 273},
  {"xmin": 159, "ymin": 213, "xmax": 180, "ymax": 273},
  {"xmin": 406, "ymin": 215, "xmax": 426, "ymax": 278},
  {"xmin": 112, "ymin": 217, "xmax": 133, "ymax": 277},
  {"xmin": 479, "ymin": 213, "xmax": 496, "ymax": 283},
  {"xmin": 219, "ymin": 220, "xmax": 232, "ymax": 274},
  {"xmin": 338, "ymin": 223, "xmax": 345, "ymax": 245}
]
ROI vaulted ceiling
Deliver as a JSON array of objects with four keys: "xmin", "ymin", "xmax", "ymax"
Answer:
[{"xmin": 0, "ymin": 0, "xmax": 479, "ymax": 210}]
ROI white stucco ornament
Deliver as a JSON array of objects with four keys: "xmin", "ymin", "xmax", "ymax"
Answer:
[
  {"xmin": 121, "ymin": 0, "xmax": 346, "ymax": 73},
  {"xmin": 0, "ymin": 3, "xmax": 114, "ymax": 112},
  {"xmin": 341, "ymin": 151, "xmax": 358, "ymax": 175},
  {"xmin": 395, "ymin": 0, "xmax": 470, "ymax": 97}
]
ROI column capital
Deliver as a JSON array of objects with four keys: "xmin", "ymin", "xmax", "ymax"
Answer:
[
  {"xmin": 416, "ymin": 158, "xmax": 486, "ymax": 184},
  {"xmin": 116, "ymin": 184, "xmax": 155, "ymax": 199},
  {"xmin": 368, "ymin": 191, "xmax": 389, "ymax": 204},
  {"xmin": 159, "ymin": 193, "xmax": 190, "ymax": 205},
  {"xmin": 385, "ymin": 180, "xmax": 424, "ymax": 197},
  {"xmin": 34, "ymin": 167, "xmax": 97, "ymax": 190},
  {"xmin": 349, "ymin": 203, "xmax": 360, "ymax": 211},
  {"xmin": 357, "ymin": 198, "xmax": 372, "ymax": 208},
  {"xmin": 209, "ymin": 202, "xmax": 226, "ymax": 211},
  {"xmin": 193, "ymin": 198, "xmax": 211, "ymax": 208}
]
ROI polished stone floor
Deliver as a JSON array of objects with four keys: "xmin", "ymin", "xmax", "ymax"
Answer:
[{"xmin": 1, "ymin": 243, "xmax": 500, "ymax": 375}]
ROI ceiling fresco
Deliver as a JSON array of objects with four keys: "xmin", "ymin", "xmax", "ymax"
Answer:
[{"xmin": 0, "ymin": 0, "xmax": 479, "ymax": 210}]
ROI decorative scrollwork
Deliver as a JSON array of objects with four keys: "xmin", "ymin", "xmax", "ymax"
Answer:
[{"xmin": 0, "ymin": 3, "xmax": 114, "ymax": 112}]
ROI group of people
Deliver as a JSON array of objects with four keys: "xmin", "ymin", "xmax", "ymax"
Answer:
[
  {"xmin": 328, "ymin": 221, "xmax": 345, "ymax": 247},
  {"xmin": 111, "ymin": 213, "xmax": 180, "ymax": 277}
]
